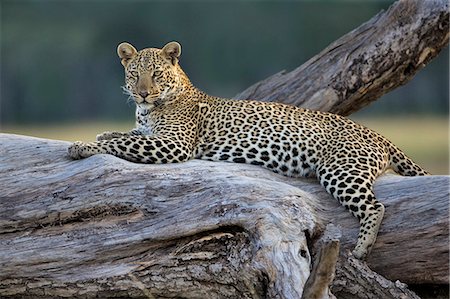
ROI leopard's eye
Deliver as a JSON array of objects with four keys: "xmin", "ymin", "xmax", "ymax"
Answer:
[
  {"xmin": 153, "ymin": 70, "xmax": 162, "ymax": 77},
  {"xmin": 130, "ymin": 70, "xmax": 138, "ymax": 78}
]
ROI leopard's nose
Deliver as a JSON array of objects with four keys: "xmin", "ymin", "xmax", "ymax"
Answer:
[{"xmin": 139, "ymin": 91, "xmax": 150, "ymax": 99}]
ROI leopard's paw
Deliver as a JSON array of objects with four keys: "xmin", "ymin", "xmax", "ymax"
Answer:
[
  {"xmin": 351, "ymin": 246, "xmax": 368, "ymax": 260},
  {"xmin": 96, "ymin": 131, "xmax": 123, "ymax": 141},
  {"xmin": 68, "ymin": 141, "xmax": 86, "ymax": 160}
]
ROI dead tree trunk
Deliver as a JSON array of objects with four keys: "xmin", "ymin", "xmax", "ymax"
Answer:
[
  {"xmin": 0, "ymin": 134, "xmax": 448, "ymax": 298},
  {"xmin": 235, "ymin": 0, "xmax": 449, "ymax": 116},
  {"xmin": 0, "ymin": 0, "xmax": 448, "ymax": 298}
]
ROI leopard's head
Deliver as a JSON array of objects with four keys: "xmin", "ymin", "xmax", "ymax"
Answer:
[{"xmin": 117, "ymin": 41, "xmax": 185, "ymax": 107}]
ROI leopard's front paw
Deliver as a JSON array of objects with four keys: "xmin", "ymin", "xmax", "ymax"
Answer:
[
  {"xmin": 68, "ymin": 141, "xmax": 86, "ymax": 160},
  {"xmin": 96, "ymin": 131, "xmax": 124, "ymax": 141}
]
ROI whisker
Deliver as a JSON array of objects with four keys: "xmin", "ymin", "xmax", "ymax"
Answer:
[{"xmin": 121, "ymin": 86, "xmax": 135, "ymax": 107}]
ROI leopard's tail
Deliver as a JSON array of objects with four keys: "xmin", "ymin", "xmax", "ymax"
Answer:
[{"xmin": 388, "ymin": 143, "xmax": 431, "ymax": 176}]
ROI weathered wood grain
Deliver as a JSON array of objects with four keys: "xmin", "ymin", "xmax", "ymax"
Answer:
[
  {"xmin": 287, "ymin": 173, "xmax": 450, "ymax": 285},
  {"xmin": 0, "ymin": 134, "xmax": 448, "ymax": 298},
  {"xmin": 332, "ymin": 256, "xmax": 422, "ymax": 299},
  {"xmin": 234, "ymin": 0, "xmax": 449, "ymax": 116},
  {"xmin": 302, "ymin": 224, "xmax": 341, "ymax": 299}
]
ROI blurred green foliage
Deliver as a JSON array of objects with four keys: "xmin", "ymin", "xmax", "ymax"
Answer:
[{"xmin": 0, "ymin": 0, "xmax": 449, "ymax": 125}]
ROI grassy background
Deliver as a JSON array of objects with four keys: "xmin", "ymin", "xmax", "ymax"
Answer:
[
  {"xmin": 2, "ymin": 116, "xmax": 448, "ymax": 175},
  {"xmin": 355, "ymin": 117, "xmax": 448, "ymax": 175}
]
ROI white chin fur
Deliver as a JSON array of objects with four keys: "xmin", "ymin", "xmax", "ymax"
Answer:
[{"xmin": 137, "ymin": 102, "xmax": 154, "ymax": 109}]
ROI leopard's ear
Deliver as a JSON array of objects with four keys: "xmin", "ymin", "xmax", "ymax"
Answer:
[
  {"xmin": 161, "ymin": 41, "xmax": 181, "ymax": 66},
  {"xmin": 117, "ymin": 42, "xmax": 137, "ymax": 67}
]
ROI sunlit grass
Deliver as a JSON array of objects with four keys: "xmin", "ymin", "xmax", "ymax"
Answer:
[
  {"xmin": 2, "ymin": 116, "xmax": 448, "ymax": 174},
  {"xmin": 1, "ymin": 121, "xmax": 134, "ymax": 142},
  {"xmin": 352, "ymin": 116, "xmax": 449, "ymax": 175}
]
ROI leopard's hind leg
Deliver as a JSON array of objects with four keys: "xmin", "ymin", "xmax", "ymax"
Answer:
[
  {"xmin": 318, "ymin": 165, "xmax": 384, "ymax": 259},
  {"xmin": 351, "ymin": 192, "xmax": 385, "ymax": 259}
]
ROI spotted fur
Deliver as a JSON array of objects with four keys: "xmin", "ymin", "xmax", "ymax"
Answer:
[{"xmin": 69, "ymin": 41, "xmax": 429, "ymax": 259}]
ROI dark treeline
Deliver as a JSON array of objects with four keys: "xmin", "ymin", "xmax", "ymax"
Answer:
[{"xmin": 1, "ymin": 1, "xmax": 448, "ymax": 125}]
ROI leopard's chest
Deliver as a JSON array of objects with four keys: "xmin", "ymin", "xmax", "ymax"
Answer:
[{"xmin": 135, "ymin": 106, "xmax": 154, "ymax": 135}]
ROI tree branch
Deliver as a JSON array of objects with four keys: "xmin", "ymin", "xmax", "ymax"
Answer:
[
  {"xmin": 234, "ymin": 0, "xmax": 449, "ymax": 116},
  {"xmin": 302, "ymin": 224, "xmax": 341, "ymax": 299}
]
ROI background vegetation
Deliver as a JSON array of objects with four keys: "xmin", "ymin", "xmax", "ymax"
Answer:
[{"xmin": 1, "ymin": 0, "xmax": 448, "ymax": 173}]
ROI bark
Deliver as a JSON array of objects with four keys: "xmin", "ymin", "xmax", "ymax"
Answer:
[
  {"xmin": 0, "ymin": 134, "xmax": 448, "ymax": 298},
  {"xmin": 302, "ymin": 224, "xmax": 340, "ymax": 299},
  {"xmin": 234, "ymin": 0, "xmax": 449, "ymax": 116},
  {"xmin": 1, "ymin": 0, "xmax": 449, "ymax": 298},
  {"xmin": 333, "ymin": 256, "xmax": 422, "ymax": 299}
]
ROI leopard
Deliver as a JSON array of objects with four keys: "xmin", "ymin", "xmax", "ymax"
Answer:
[{"xmin": 68, "ymin": 41, "xmax": 429, "ymax": 259}]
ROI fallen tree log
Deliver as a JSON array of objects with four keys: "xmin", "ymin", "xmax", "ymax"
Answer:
[{"xmin": 0, "ymin": 134, "xmax": 448, "ymax": 298}]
